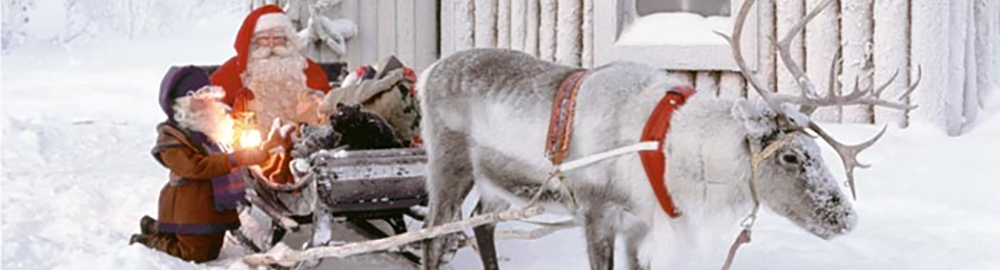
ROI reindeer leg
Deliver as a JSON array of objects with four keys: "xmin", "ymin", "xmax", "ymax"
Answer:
[
  {"xmin": 584, "ymin": 207, "xmax": 617, "ymax": 270},
  {"xmin": 422, "ymin": 128, "xmax": 474, "ymax": 270},
  {"xmin": 473, "ymin": 220, "xmax": 499, "ymax": 270},
  {"xmin": 472, "ymin": 195, "xmax": 511, "ymax": 270},
  {"xmin": 624, "ymin": 221, "xmax": 649, "ymax": 270}
]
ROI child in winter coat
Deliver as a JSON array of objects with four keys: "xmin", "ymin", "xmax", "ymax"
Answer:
[{"xmin": 129, "ymin": 66, "xmax": 277, "ymax": 263}]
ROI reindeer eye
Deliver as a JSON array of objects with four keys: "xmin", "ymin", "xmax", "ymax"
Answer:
[{"xmin": 782, "ymin": 154, "xmax": 800, "ymax": 164}]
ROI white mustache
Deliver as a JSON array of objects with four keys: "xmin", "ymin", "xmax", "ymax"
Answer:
[{"xmin": 250, "ymin": 45, "xmax": 294, "ymax": 59}]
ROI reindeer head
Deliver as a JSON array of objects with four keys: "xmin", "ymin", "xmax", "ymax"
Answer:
[{"xmin": 721, "ymin": 0, "xmax": 920, "ymax": 239}]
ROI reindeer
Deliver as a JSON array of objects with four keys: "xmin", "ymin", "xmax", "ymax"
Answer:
[{"xmin": 418, "ymin": 0, "xmax": 919, "ymax": 269}]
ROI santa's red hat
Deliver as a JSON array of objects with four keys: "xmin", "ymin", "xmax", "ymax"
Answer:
[{"xmin": 232, "ymin": 5, "xmax": 295, "ymax": 72}]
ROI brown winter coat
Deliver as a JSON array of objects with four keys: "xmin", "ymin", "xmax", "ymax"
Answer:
[{"xmin": 152, "ymin": 122, "xmax": 240, "ymax": 234}]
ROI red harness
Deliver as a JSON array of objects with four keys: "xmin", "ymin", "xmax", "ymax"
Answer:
[
  {"xmin": 546, "ymin": 71, "xmax": 695, "ymax": 218},
  {"xmin": 640, "ymin": 85, "xmax": 695, "ymax": 218},
  {"xmin": 545, "ymin": 70, "xmax": 589, "ymax": 165}
]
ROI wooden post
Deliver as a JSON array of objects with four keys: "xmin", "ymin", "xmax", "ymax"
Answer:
[
  {"xmin": 555, "ymin": 0, "xmax": 581, "ymax": 66},
  {"xmin": 695, "ymin": 71, "xmax": 720, "ymax": 97},
  {"xmin": 751, "ymin": 0, "xmax": 777, "ymax": 101},
  {"xmin": 841, "ymin": 0, "xmax": 875, "ymax": 124},
  {"xmin": 911, "ymin": 0, "xmax": 954, "ymax": 135},
  {"xmin": 670, "ymin": 71, "xmax": 695, "ymax": 88},
  {"xmin": 498, "ymin": 0, "xmax": 511, "ymax": 49},
  {"xmin": 526, "ymin": 0, "xmax": 540, "ymax": 56},
  {"xmin": 415, "ymin": 0, "xmax": 437, "ymax": 70},
  {"xmin": 805, "ymin": 0, "xmax": 841, "ymax": 123},
  {"xmin": 947, "ymin": 0, "xmax": 968, "ymax": 135},
  {"xmin": 456, "ymin": 0, "xmax": 476, "ymax": 51},
  {"xmin": 376, "ymin": 0, "xmax": 397, "ymax": 61},
  {"xmin": 718, "ymin": 71, "xmax": 747, "ymax": 98},
  {"xmin": 582, "ymin": 0, "xmax": 594, "ymax": 68},
  {"xmin": 972, "ymin": 0, "xmax": 992, "ymax": 122},
  {"xmin": 341, "ymin": 0, "xmax": 362, "ymax": 66},
  {"xmin": 776, "ymin": 0, "xmax": 804, "ymax": 97},
  {"xmin": 512, "ymin": 0, "xmax": 527, "ymax": 51},
  {"xmin": 475, "ymin": 0, "xmax": 499, "ymax": 48},
  {"xmin": 359, "ymin": 0, "xmax": 379, "ymax": 64},
  {"xmin": 963, "ymin": 0, "xmax": 979, "ymax": 131},
  {"xmin": 539, "ymin": 0, "xmax": 557, "ymax": 61},
  {"xmin": 440, "ymin": 0, "xmax": 455, "ymax": 57},
  {"xmin": 396, "ymin": 0, "xmax": 416, "ymax": 65},
  {"xmin": 873, "ymin": 0, "xmax": 911, "ymax": 127}
]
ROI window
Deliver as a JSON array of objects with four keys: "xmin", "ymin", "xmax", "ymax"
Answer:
[
  {"xmin": 594, "ymin": 0, "xmax": 756, "ymax": 71},
  {"xmin": 636, "ymin": 0, "xmax": 731, "ymax": 17}
]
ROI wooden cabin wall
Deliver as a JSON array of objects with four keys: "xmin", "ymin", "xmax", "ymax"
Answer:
[
  {"xmin": 317, "ymin": 0, "xmax": 437, "ymax": 71},
  {"xmin": 434, "ymin": 0, "xmax": 998, "ymax": 131}
]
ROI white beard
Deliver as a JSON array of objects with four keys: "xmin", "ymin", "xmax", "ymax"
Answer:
[
  {"xmin": 244, "ymin": 47, "xmax": 321, "ymax": 131},
  {"xmin": 174, "ymin": 99, "xmax": 236, "ymax": 146}
]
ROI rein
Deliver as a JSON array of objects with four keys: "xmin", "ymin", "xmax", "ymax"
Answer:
[{"xmin": 720, "ymin": 132, "xmax": 795, "ymax": 270}]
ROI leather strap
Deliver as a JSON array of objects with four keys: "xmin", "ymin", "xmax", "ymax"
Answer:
[
  {"xmin": 639, "ymin": 85, "xmax": 696, "ymax": 218},
  {"xmin": 545, "ymin": 70, "xmax": 589, "ymax": 165}
]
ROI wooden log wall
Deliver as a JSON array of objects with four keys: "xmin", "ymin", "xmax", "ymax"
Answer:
[
  {"xmin": 435, "ymin": 0, "xmax": 999, "ymax": 130},
  {"xmin": 324, "ymin": 0, "xmax": 437, "ymax": 72}
]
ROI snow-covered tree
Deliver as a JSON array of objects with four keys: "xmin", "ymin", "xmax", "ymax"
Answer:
[
  {"xmin": 2, "ymin": 0, "xmax": 36, "ymax": 52},
  {"xmin": 2, "ymin": 0, "xmax": 241, "ymax": 52}
]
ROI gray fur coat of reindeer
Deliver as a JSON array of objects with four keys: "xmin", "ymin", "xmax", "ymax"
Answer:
[{"xmin": 419, "ymin": 1, "xmax": 914, "ymax": 269}]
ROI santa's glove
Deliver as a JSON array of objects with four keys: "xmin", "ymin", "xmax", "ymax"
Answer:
[
  {"xmin": 263, "ymin": 118, "xmax": 296, "ymax": 153},
  {"xmin": 229, "ymin": 148, "xmax": 269, "ymax": 167}
]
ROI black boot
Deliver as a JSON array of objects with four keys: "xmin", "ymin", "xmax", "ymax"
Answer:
[
  {"xmin": 140, "ymin": 215, "xmax": 158, "ymax": 235},
  {"xmin": 129, "ymin": 233, "xmax": 177, "ymax": 252},
  {"xmin": 129, "ymin": 233, "xmax": 149, "ymax": 246}
]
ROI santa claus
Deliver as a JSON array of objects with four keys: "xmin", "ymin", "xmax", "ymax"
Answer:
[
  {"xmin": 211, "ymin": 6, "xmax": 330, "ymax": 211},
  {"xmin": 211, "ymin": 5, "xmax": 332, "ymax": 133}
]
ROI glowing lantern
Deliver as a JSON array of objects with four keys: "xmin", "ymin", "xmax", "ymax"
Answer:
[{"xmin": 241, "ymin": 129, "xmax": 262, "ymax": 148}]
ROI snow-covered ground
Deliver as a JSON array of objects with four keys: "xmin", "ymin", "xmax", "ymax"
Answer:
[{"xmin": 4, "ymin": 8, "xmax": 1000, "ymax": 270}]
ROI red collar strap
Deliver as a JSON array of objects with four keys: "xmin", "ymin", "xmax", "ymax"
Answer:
[
  {"xmin": 546, "ymin": 70, "xmax": 589, "ymax": 165},
  {"xmin": 640, "ymin": 85, "xmax": 696, "ymax": 218}
]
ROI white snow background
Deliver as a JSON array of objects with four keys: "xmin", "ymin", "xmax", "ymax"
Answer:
[{"xmin": 3, "ymin": 4, "xmax": 1000, "ymax": 270}]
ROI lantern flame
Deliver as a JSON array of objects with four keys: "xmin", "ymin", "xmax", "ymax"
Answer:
[{"xmin": 241, "ymin": 130, "xmax": 262, "ymax": 148}]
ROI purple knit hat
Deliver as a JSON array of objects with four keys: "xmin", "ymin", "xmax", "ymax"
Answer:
[{"xmin": 159, "ymin": 66, "xmax": 210, "ymax": 120}]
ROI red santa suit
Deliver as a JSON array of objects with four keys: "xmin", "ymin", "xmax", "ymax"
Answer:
[{"xmin": 210, "ymin": 5, "xmax": 332, "ymax": 123}]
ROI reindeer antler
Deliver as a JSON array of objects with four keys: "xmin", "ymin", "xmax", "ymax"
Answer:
[{"xmin": 725, "ymin": 0, "xmax": 921, "ymax": 199}]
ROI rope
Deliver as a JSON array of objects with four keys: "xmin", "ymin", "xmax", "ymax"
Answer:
[
  {"xmin": 558, "ymin": 142, "xmax": 660, "ymax": 172},
  {"xmin": 538, "ymin": 141, "xmax": 661, "ymax": 209},
  {"xmin": 721, "ymin": 133, "xmax": 795, "ymax": 270}
]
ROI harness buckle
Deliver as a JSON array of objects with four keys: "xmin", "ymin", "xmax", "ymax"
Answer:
[{"xmin": 739, "ymin": 213, "xmax": 757, "ymax": 229}]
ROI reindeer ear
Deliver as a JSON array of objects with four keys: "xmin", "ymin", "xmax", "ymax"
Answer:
[{"xmin": 731, "ymin": 100, "xmax": 772, "ymax": 138}]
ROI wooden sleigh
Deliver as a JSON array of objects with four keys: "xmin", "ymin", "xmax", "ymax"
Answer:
[
  {"xmin": 195, "ymin": 62, "xmax": 559, "ymax": 269},
  {"xmin": 247, "ymin": 147, "xmax": 429, "ymax": 266},
  {"xmin": 195, "ymin": 63, "xmax": 430, "ymax": 266}
]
